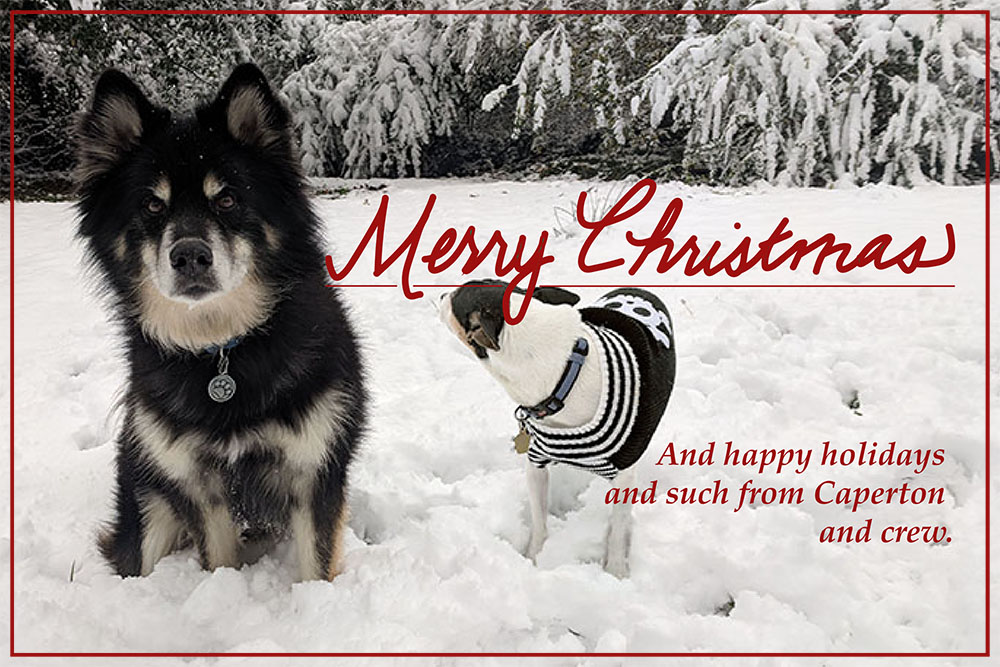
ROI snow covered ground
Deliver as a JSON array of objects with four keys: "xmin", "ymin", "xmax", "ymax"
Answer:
[{"xmin": 6, "ymin": 179, "xmax": 992, "ymax": 664}]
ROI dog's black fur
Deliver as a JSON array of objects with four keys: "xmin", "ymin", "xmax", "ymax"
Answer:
[
  {"xmin": 75, "ymin": 64, "xmax": 366, "ymax": 579},
  {"xmin": 446, "ymin": 279, "xmax": 580, "ymax": 358}
]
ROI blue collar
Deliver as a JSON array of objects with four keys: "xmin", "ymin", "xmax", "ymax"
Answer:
[
  {"xmin": 515, "ymin": 337, "xmax": 589, "ymax": 421},
  {"xmin": 203, "ymin": 336, "xmax": 243, "ymax": 356}
]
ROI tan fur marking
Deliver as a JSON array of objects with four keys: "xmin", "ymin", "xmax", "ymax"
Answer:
[
  {"xmin": 291, "ymin": 504, "xmax": 318, "ymax": 581},
  {"xmin": 75, "ymin": 96, "xmax": 144, "ymax": 184},
  {"xmin": 135, "ymin": 269, "xmax": 274, "ymax": 351},
  {"xmin": 114, "ymin": 234, "xmax": 127, "ymax": 261},
  {"xmin": 203, "ymin": 173, "xmax": 225, "ymax": 199},
  {"xmin": 259, "ymin": 387, "xmax": 349, "ymax": 470},
  {"xmin": 228, "ymin": 237, "xmax": 253, "ymax": 287},
  {"xmin": 263, "ymin": 224, "xmax": 280, "ymax": 250},
  {"xmin": 227, "ymin": 88, "xmax": 280, "ymax": 148},
  {"xmin": 326, "ymin": 504, "xmax": 349, "ymax": 581},
  {"xmin": 100, "ymin": 96, "xmax": 142, "ymax": 142},
  {"xmin": 140, "ymin": 495, "xmax": 184, "ymax": 575},
  {"xmin": 141, "ymin": 241, "xmax": 159, "ymax": 277},
  {"xmin": 132, "ymin": 405, "xmax": 200, "ymax": 483},
  {"xmin": 202, "ymin": 504, "xmax": 240, "ymax": 569},
  {"xmin": 132, "ymin": 405, "xmax": 226, "ymax": 503},
  {"xmin": 262, "ymin": 385, "xmax": 352, "ymax": 582},
  {"xmin": 152, "ymin": 176, "xmax": 171, "ymax": 203}
]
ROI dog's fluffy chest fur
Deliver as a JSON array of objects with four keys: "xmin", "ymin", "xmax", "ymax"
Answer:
[
  {"xmin": 129, "ymin": 386, "xmax": 348, "ymax": 534},
  {"xmin": 122, "ymin": 289, "xmax": 361, "ymax": 540}
]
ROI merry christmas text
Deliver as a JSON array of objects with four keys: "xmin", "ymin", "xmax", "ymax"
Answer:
[{"xmin": 326, "ymin": 179, "xmax": 956, "ymax": 324}]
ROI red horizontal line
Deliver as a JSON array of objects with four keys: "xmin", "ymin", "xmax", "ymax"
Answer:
[
  {"xmin": 330, "ymin": 283, "xmax": 957, "ymax": 289},
  {"xmin": 10, "ymin": 652, "xmax": 990, "ymax": 658},
  {"xmin": 10, "ymin": 9, "xmax": 987, "ymax": 15}
]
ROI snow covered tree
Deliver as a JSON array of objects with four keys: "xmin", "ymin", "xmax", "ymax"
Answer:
[
  {"xmin": 824, "ymin": 4, "xmax": 991, "ymax": 185},
  {"xmin": 6, "ymin": 0, "xmax": 995, "ymax": 194},
  {"xmin": 483, "ymin": 0, "xmax": 993, "ymax": 185},
  {"xmin": 632, "ymin": 10, "xmax": 844, "ymax": 185},
  {"xmin": 279, "ymin": 3, "xmax": 533, "ymax": 177},
  {"xmin": 9, "ymin": 0, "xmax": 293, "ymax": 197}
]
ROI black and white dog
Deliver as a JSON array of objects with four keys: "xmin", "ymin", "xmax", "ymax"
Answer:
[
  {"xmin": 439, "ymin": 281, "xmax": 675, "ymax": 577},
  {"xmin": 75, "ymin": 64, "xmax": 366, "ymax": 580}
]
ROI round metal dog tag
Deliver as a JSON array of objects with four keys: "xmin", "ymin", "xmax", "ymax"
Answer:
[{"xmin": 208, "ymin": 373, "xmax": 237, "ymax": 403}]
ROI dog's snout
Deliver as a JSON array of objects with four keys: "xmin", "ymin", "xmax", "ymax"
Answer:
[
  {"xmin": 436, "ymin": 291, "xmax": 451, "ymax": 318},
  {"xmin": 169, "ymin": 239, "xmax": 214, "ymax": 277}
]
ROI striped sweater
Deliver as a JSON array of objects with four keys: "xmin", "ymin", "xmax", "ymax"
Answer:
[{"xmin": 524, "ymin": 289, "xmax": 676, "ymax": 480}]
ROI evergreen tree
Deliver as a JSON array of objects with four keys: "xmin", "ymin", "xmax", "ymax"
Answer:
[{"xmin": 5, "ymin": 0, "xmax": 995, "ymax": 198}]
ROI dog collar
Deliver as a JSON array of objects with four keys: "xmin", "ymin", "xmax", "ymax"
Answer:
[
  {"xmin": 203, "ymin": 336, "xmax": 243, "ymax": 403},
  {"xmin": 515, "ymin": 337, "xmax": 589, "ymax": 421},
  {"xmin": 522, "ymin": 323, "xmax": 642, "ymax": 480},
  {"xmin": 203, "ymin": 336, "xmax": 243, "ymax": 356}
]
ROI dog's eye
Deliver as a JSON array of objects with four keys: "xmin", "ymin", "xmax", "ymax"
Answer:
[
  {"xmin": 215, "ymin": 193, "xmax": 236, "ymax": 211},
  {"xmin": 145, "ymin": 197, "xmax": 165, "ymax": 214}
]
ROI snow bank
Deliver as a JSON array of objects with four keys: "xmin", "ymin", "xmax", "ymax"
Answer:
[{"xmin": 7, "ymin": 180, "xmax": 990, "ymax": 663}]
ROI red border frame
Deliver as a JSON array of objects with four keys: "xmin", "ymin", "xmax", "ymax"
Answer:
[{"xmin": 7, "ymin": 8, "xmax": 991, "ymax": 659}]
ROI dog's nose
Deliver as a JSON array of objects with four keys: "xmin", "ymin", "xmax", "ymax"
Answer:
[
  {"xmin": 169, "ymin": 239, "xmax": 214, "ymax": 278},
  {"xmin": 435, "ymin": 291, "xmax": 450, "ymax": 315}
]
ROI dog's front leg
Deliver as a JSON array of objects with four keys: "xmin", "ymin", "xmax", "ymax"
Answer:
[
  {"xmin": 100, "ymin": 437, "xmax": 151, "ymax": 577},
  {"xmin": 100, "ymin": 428, "xmax": 194, "ymax": 576},
  {"xmin": 524, "ymin": 461, "xmax": 549, "ymax": 561},
  {"xmin": 604, "ymin": 465, "xmax": 636, "ymax": 578},
  {"xmin": 294, "ymin": 456, "xmax": 350, "ymax": 581},
  {"xmin": 197, "ymin": 502, "xmax": 241, "ymax": 570}
]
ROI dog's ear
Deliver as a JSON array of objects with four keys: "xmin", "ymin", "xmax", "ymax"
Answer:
[
  {"xmin": 211, "ymin": 63, "xmax": 290, "ymax": 151},
  {"xmin": 532, "ymin": 286, "xmax": 580, "ymax": 306},
  {"xmin": 469, "ymin": 310, "xmax": 502, "ymax": 351},
  {"xmin": 76, "ymin": 70, "xmax": 165, "ymax": 187}
]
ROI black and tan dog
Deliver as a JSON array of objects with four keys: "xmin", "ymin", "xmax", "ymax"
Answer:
[
  {"xmin": 75, "ymin": 64, "xmax": 366, "ymax": 580},
  {"xmin": 439, "ymin": 281, "xmax": 675, "ymax": 577}
]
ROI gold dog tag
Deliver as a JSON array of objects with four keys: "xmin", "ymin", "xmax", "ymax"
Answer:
[{"xmin": 513, "ymin": 426, "xmax": 531, "ymax": 454}]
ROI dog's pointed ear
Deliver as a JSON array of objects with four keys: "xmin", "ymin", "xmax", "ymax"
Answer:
[
  {"xmin": 76, "ymin": 70, "xmax": 165, "ymax": 186},
  {"xmin": 532, "ymin": 286, "xmax": 580, "ymax": 306},
  {"xmin": 470, "ymin": 310, "xmax": 502, "ymax": 351},
  {"xmin": 212, "ymin": 63, "xmax": 290, "ymax": 151}
]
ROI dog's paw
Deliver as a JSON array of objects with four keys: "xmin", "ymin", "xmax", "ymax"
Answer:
[{"xmin": 602, "ymin": 550, "xmax": 630, "ymax": 579}]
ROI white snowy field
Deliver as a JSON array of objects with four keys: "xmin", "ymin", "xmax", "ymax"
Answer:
[{"xmin": 5, "ymin": 179, "xmax": 993, "ymax": 665}]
